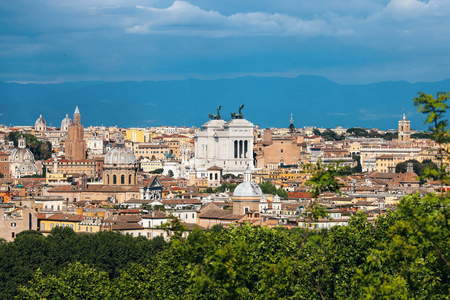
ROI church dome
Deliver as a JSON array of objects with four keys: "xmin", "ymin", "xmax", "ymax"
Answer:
[
  {"xmin": 104, "ymin": 136, "xmax": 136, "ymax": 165},
  {"xmin": 233, "ymin": 168, "xmax": 263, "ymax": 197},
  {"xmin": 9, "ymin": 136, "xmax": 38, "ymax": 176},
  {"xmin": 61, "ymin": 114, "xmax": 72, "ymax": 127},
  {"xmin": 35, "ymin": 114, "xmax": 46, "ymax": 127},
  {"xmin": 10, "ymin": 148, "xmax": 35, "ymax": 164}
]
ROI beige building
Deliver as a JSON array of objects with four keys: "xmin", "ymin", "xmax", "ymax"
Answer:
[
  {"xmin": 254, "ymin": 130, "xmax": 302, "ymax": 168},
  {"xmin": 44, "ymin": 157, "xmax": 97, "ymax": 178},
  {"xmin": 0, "ymin": 207, "xmax": 38, "ymax": 241},
  {"xmin": 134, "ymin": 141, "xmax": 180, "ymax": 161},
  {"xmin": 140, "ymin": 159, "xmax": 163, "ymax": 173}
]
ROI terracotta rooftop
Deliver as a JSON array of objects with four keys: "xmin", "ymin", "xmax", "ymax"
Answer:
[
  {"xmin": 48, "ymin": 185, "xmax": 140, "ymax": 193},
  {"xmin": 43, "ymin": 214, "xmax": 85, "ymax": 222}
]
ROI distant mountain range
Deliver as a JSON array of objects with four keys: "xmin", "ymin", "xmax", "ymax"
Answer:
[{"xmin": 2, "ymin": 76, "xmax": 450, "ymax": 130}]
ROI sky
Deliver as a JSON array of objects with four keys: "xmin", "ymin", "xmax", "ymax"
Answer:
[{"xmin": 1, "ymin": 0, "xmax": 450, "ymax": 84}]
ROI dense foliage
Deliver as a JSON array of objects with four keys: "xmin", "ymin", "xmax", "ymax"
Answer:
[
  {"xmin": 0, "ymin": 229, "xmax": 166, "ymax": 299},
  {"xmin": 8, "ymin": 197, "xmax": 450, "ymax": 299},
  {"xmin": 395, "ymin": 159, "xmax": 438, "ymax": 177},
  {"xmin": 258, "ymin": 181, "xmax": 289, "ymax": 199}
]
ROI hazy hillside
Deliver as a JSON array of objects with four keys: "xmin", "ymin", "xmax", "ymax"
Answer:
[{"xmin": 2, "ymin": 76, "xmax": 450, "ymax": 129}]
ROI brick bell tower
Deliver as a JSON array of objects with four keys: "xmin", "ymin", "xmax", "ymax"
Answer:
[{"xmin": 65, "ymin": 105, "xmax": 87, "ymax": 160}]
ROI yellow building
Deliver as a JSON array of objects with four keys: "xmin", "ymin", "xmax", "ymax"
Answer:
[
  {"xmin": 140, "ymin": 159, "xmax": 163, "ymax": 172},
  {"xmin": 126, "ymin": 129, "xmax": 146, "ymax": 143},
  {"xmin": 46, "ymin": 173, "xmax": 71, "ymax": 183},
  {"xmin": 134, "ymin": 141, "xmax": 180, "ymax": 160},
  {"xmin": 39, "ymin": 214, "xmax": 109, "ymax": 234}
]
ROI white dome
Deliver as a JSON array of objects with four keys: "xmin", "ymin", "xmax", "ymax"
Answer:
[
  {"xmin": 35, "ymin": 114, "xmax": 46, "ymax": 126},
  {"xmin": 233, "ymin": 168, "xmax": 263, "ymax": 197},
  {"xmin": 61, "ymin": 114, "xmax": 72, "ymax": 127},
  {"xmin": 104, "ymin": 143, "xmax": 136, "ymax": 165},
  {"xmin": 233, "ymin": 181, "xmax": 263, "ymax": 197},
  {"xmin": 10, "ymin": 148, "xmax": 35, "ymax": 164}
]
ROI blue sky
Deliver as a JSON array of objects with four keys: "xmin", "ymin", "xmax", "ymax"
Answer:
[{"xmin": 1, "ymin": 0, "xmax": 449, "ymax": 84}]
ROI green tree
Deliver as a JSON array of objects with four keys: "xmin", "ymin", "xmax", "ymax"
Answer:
[
  {"xmin": 17, "ymin": 263, "xmax": 114, "ymax": 300},
  {"xmin": 313, "ymin": 128, "xmax": 321, "ymax": 136},
  {"xmin": 305, "ymin": 161, "xmax": 342, "ymax": 198},
  {"xmin": 150, "ymin": 168, "xmax": 163, "ymax": 174},
  {"xmin": 414, "ymin": 91, "xmax": 450, "ymax": 189},
  {"xmin": 216, "ymin": 182, "xmax": 238, "ymax": 192},
  {"xmin": 352, "ymin": 155, "xmax": 362, "ymax": 173},
  {"xmin": 258, "ymin": 181, "xmax": 277, "ymax": 194},
  {"xmin": 347, "ymin": 127, "xmax": 369, "ymax": 137},
  {"xmin": 276, "ymin": 187, "xmax": 289, "ymax": 199}
]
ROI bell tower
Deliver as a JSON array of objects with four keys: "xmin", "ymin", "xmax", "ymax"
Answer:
[
  {"xmin": 65, "ymin": 105, "xmax": 86, "ymax": 160},
  {"xmin": 398, "ymin": 113, "xmax": 411, "ymax": 143}
]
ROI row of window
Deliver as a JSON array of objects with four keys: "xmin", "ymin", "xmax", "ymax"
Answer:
[
  {"xmin": 106, "ymin": 174, "xmax": 133, "ymax": 185},
  {"xmin": 136, "ymin": 150, "xmax": 172, "ymax": 154},
  {"xmin": 44, "ymin": 223, "xmax": 95, "ymax": 233}
]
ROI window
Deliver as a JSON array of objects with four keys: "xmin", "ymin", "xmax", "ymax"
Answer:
[
  {"xmin": 11, "ymin": 222, "xmax": 16, "ymax": 227},
  {"xmin": 51, "ymin": 223, "xmax": 54, "ymax": 229},
  {"xmin": 42, "ymin": 223, "xmax": 45, "ymax": 230}
]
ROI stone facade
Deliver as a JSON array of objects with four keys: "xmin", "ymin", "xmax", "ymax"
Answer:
[
  {"xmin": 194, "ymin": 118, "xmax": 254, "ymax": 176},
  {"xmin": 254, "ymin": 131, "xmax": 301, "ymax": 168},
  {"xmin": 0, "ymin": 207, "xmax": 38, "ymax": 241}
]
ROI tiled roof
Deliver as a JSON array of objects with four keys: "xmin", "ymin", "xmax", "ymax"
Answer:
[
  {"xmin": 288, "ymin": 191, "xmax": 313, "ymax": 199},
  {"xmin": 141, "ymin": 211, "xmax": 170, "ymax": 219},
  {"xmin": 48, "ymin": 185, "xmax": 140, "ymax": 193},
  {"xmin": 162, "ymin": 199, "xmax": 202, "ymax": 205},
  {"xmin": 44, "ymin": 214, "xmax": 84, "ymax": 222}
]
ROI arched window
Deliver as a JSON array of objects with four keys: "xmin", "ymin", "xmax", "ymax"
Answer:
[
  {"xmin": 215, "ymin": 173, "xmax": 218, "ymax": 180},
  {"xmin": 107, "ymin": 175, "xmax": 109, "ymax": 185},
  {"xmin": 210, "ymin": 173, "xmax": 213, "ymax": 180},
  {"xmin": 113, "ymin": 175, "xmax": 117, "ymax": 184},
  {"xmin": 121, "ymin": 175, "xmax": 125, "ymax": 184}
]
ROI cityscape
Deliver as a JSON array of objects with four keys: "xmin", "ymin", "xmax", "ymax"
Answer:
[{"xmin": 1, "ymin": 0, "xmax": 450, "ymax": 299}]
